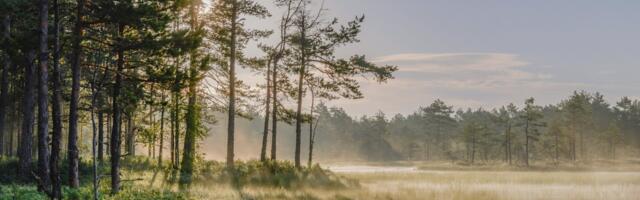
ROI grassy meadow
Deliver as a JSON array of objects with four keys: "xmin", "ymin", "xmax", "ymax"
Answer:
[{"xmin": 2, "ymin": 158, "xmax": 640, "ymax": 200}]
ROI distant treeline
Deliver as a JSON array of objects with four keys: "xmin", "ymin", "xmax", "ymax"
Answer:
[{"xmin": 307, "ymin": 91, "xmax": 638, "ymax": 165}]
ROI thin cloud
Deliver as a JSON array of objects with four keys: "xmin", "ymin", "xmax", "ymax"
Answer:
[{"xmin": 330, "ymin": 52, "xmax": 588, "ymax": 116}]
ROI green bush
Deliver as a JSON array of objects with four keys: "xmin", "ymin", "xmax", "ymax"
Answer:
[{"xmin": 190, "ymin": 160, "xmax": 355, "ymax": 189}]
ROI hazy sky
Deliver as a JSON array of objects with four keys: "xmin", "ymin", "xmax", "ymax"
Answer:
[{"xmin": 238, "ymin": 0, "xmax": 640, "ymax": 116}]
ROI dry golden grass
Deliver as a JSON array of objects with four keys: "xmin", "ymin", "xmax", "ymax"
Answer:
[{"xmin": 120, "ymin": 162, "xmax": 640, "ymax": 200}]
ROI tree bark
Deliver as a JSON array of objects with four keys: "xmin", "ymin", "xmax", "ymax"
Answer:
[
  {"xmin": 172, "ymin": 87, "xmax": 180, "ymax": 169},
  {"xmin": 68, "ymin": 0, "xmax": 85, "ymax": 188},
  {"xmin": 294, "ymin": 15, "xmax": 307, "ymax": 168},
  {"xmin": 270, "ymin": 58, "xmax": 278, "ymax": 160},
  {"xmin": 126, "ymin": 114, "xmax": 135, "ymax": 157},
  {"xmin": 37, "ymin": 0, "xmax": 52, "ymax": 190},
  {"xmin": 50, "ymin": 0, "xmax": 63, "ymax": 197},
  {"xmin": 98, "ymin": 111, "xmax": 104, "ymax": 162},
  {"xmin": 260, "ymin": 61, "xmax": 271, "ymax": 162},
  {"xmin": 170, "ymin": 101, "xmax": 174, "ymax": 167},
  {"xmin": 226, "ymin": 2, "xmax": 238, "ymax": 168},
  {"xmin": 19, "ymin": 51, "xmax": 36, "ymax": 180},
  {"xmin": 307, "ymin": 88, "xmax": 316, "ymax": 168},
  {"xmin": 159, "ymin": 94, "xmax": 165, "ymax": 167},
  {"xmin": 0, "ymin": 15, "xmax": 10, "ymax": 157},
  {"xmin": 181, "ymin": 2, "xmax": 200, "ymax": 180},
  {"xmin": 110, "ymin": 25, "xmax": 125, "ymax": 193},
  {"xmin": 181, "ymin": 63, "xmax": 197, "ymax": 180}
]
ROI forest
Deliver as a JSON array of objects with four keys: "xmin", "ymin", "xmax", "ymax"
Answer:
[{"xmin": 1, "ymin": 0, "xmax": 639, "ymax": 200}]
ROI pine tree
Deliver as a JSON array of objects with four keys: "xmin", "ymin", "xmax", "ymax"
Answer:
[
  {"xmin": 289, "ymin": 1, "xmax": 396, "ymax": 168},
  {"xmin": 206, "ymin": 0, "xmax": 270, "ymax": 167},
  {"xmin": 519, "ymin": 98, "xmax": 545, "ymax": 167}
]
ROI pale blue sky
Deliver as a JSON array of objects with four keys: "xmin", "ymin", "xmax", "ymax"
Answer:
[{"xmin": 239, "ymin": 0, "xmax": 640, "ymax": 116}]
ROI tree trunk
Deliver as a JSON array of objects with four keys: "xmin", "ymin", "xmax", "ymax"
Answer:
[
  {"xmin": 471, "ymin": 130, "xmax": 476, "ymax": 164},
  {"xmin": 270, "ymin": 59, "xmax": 278, "ymax": 160},
  {"xmin": 181, "ymin": 65, "xmax": 197, "ymax": 180},
  {"xmin": 555, "ymin": 130, "xmax": 559, "ymax": 164},
  {"xmin": 0, "ymin": 15, "xmax": 10, "ymax": 157},
  {"xmin": 307, "ymin": 89, "xmax": 316, "ymax": 168},
  {"xmin": 98, "ymin": 111, "xmax": 104, "ymax": 162},
  {"xmin": 159, "ymin": 94, "xmax": 165, "ymax": 167},
  {"xmin": 19, "ymin": 51, "xmax": 36, "ymax": 180},
  {"xmin": 90, "ymin": 96, "xmax": 99, "ymax": 200},
  {"xmin": 260, "ymin": 61, "xmax": 271, "ymax": 162},
  {"xmin": 170, "ymin": 102, "xmax": 174, "ymax": 167},
  {"xmin": 226, "ymin": 3, "xmax": 238, "ymax": 168},
  {"xmin": 579, "ymin": 131, "xmax": 585, "ymax": 160},
  {"xmin": 172, "ymin": 88, "xmax": 180, "ymax": 169},
  {"xmin": 50, "ymin": 0, "xmax": 63, "ymax": 197},
  {"xmin": 571, "ymin": 125, "xmax": 576, "ymax": 161},
  {"xmin": 37, "ymin": 0, "xmax": 52, "ymax": 190},
  {"xmin": 524, "ymin": 120, "xmax": 530, "ymax": 167},
  {"xmin": 106, "ymin": 112, "xmax": 111, "ymax": 157},
  {"xmin": 126, "ymin": 114, "xmax": 135, "ymax": 157},
  {"xmin": 68, "ymin": 0, "xmax": 85, "ymax": 188},
  {"xmin": 294, "ymin": 15, "xmax": 307, "ymax": 168},
  {"xmin": 180, "ymin": 2, "xmax": 199, "ymax": 181},
  {"xmin": 110, "ymin": 26, "xmax": 124, "ymax": 193}
]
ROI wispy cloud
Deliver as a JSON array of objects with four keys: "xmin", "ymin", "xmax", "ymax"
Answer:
[
  {"xmin": 330, "ymin": 53, "xmax": 587, "ymax": 116},
  {"xmin": 372, "ymin": 53, "xmax": 568, "ymax": 91}
]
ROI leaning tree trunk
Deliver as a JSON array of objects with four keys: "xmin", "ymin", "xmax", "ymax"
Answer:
[
  {"xmin": 50, "ymin": 0, "xmax": 63, "ymax": 197},
  {"xmin": 37, "ymin": 0, "xmax": 52, "ymax": 191},
  {"xmin": 67, "ymin": 0, "xmax": 85, "ymax": 188},
  {"xmin": 260, "ymin": 61, "xmax": 271, "ymax": 162},
  {"xmin": 19, "ymin": 51, "xmax": 36, "ymax": 180}
]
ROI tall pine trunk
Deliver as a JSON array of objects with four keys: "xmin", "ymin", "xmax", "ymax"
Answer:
[
  {"xmin": 50, "ymin": 0, "xmax": 63, "ymax": 197},
  {"xmin": 110, "ymin": 26, "xmax": 125, "ymax": 193},
  {"xmin": 307, "ymin": 92, "xmax": 316, "ymax": 168},
  {"xmin": 126, "ymin": 113, "xmax": 135, "ymax": 157},
  {"xmin": 37, "ymin": 0, "xmax": 52, "ymax": 190},
  {"xmin": 0, "ymin": 15, "xmax": 10, "ymax": 157},
  {"xmin": 260, "ymin": 61, "xmax": 271, "ymax": 161},
  {"xmin": 159, "ymin": 94, "xmax": 165, "ymax": 167},
  {"xmin": 98, "ymin": 111, "xmax": 104, "ymax": 162},
  {"xmin": 172, "ymin": 87, "xmax": 180, "ymax": 170},
  {"xmin": 68, "ymin": 0, "xmax": 85, "ymax": 188},
  {"xmin": 294, "ymin": 16, "xmax": 307, "ymax": 168},
  {"xmin": 226, "ymin": 3, "xmax": 238, "ymax": 168},
  {"xmin": 181, "ymin": 3, "xmax": 199, "ymax": 181},
  {"xmin": 19, "ymin": 51, "xmax": 36, "ymax": 180},
  {"xmin": 270, "ymin": 56, "xmax": 279, "ymax": 161},
  {"xmin": 181, "ymin": 62, "xmax": 197, "ymax": 181}
]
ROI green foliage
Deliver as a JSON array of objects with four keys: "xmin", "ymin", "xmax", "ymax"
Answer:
[
  {"xmin": 190, "ymin": 160, "xmax": 353, "ymax": 189},
  {"xmin": 0, "ymin": 184, "xmax": 190, "ymax": 200}
]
